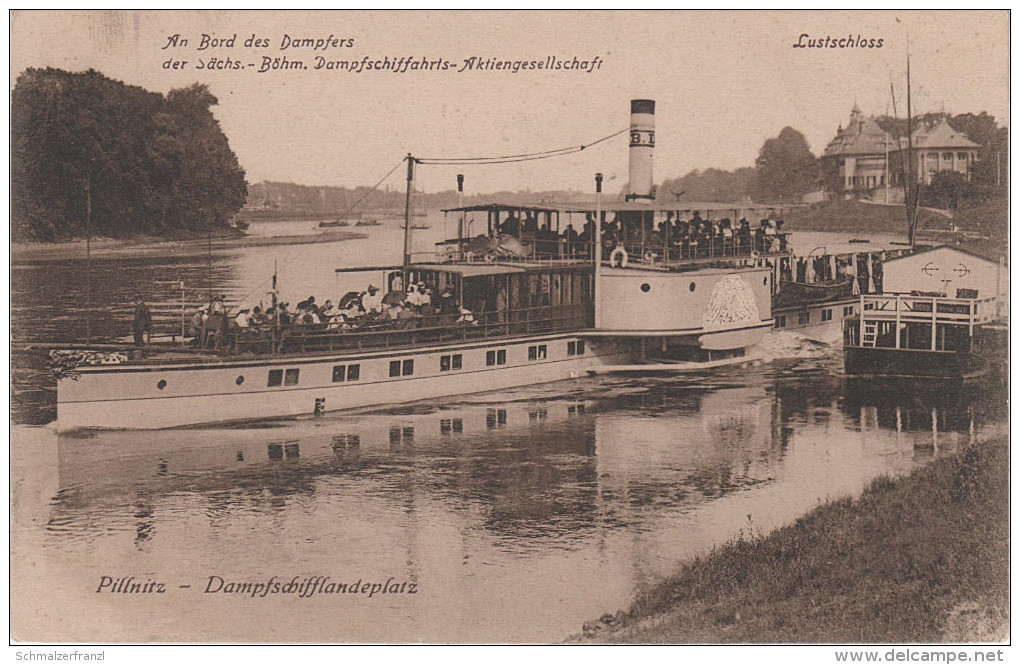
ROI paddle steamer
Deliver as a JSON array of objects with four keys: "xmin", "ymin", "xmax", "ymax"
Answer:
[{"xmin": 56, "ymin": 100, "xmax": 787, "ymax": 430}]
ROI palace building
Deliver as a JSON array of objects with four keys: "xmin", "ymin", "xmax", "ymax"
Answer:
[{"xmin": 822, "ymin": 104, "xmax": 980, "ymax": 197}]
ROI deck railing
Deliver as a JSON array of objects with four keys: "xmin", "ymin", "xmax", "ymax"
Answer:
[
  {"xmin": 857, "ymin": 293, "xmax": 999, "ymax": 326},
  {"xmin": 194, "ymin": 304, "xmax": 592, "ymax": 357},
  {"xmin": 847, "ymin": 293, "xmax": 1000, "ymax": 352},
  {"xmin": 415, "ymin": 233, "xmax": 791, "ymax": 268}
]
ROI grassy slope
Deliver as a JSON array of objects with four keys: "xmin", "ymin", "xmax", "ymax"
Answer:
[
  {"xmin": 579, "ymin": 438, "xmax": 1008, "ymax": 643},
  {"xmin": 783, "ymin": 200, "xmax": 948, "ymax": 233}
]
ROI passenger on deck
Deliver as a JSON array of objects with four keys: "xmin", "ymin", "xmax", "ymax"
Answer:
[
  {"xmin": 500, "ymin": 211, "xmax": 521, "ymax": 236},
  {"xmin": 720, "ymin": 219, "xmax": 734, "ymax": 255},
  {"xmin": 234, "ymin": 309, "xmax": 251, "ymax": 329},
  {"xmin": 764, "ymin": 219, "xmax": 778, "ymax": 252},
  {"xmin": 188, "ymin": 307, "xmax": 206, "ymax": 339},
  {"xmin": 562, "ymin": 224, "xmax": 579, "ymax": 252},
  {"xmin": 362, "ymin": 285, "xmax": 384, "ymax": 314},
  {"xmin": 736, "ymin": 219, "xmax": 752, "ymax": 254},
  {"xmin": 522, "ymin": 212, "xmax": 538, "ymax": 234},
  {"xmin": 133, "ymin": 296, "xmax": 152, "ymax": 346},
  {"xmin": 755, "ymin": 220, "xmax": 769, "ymax": 253},
  {"xmin": 278, "ymin": 302, "xmax": 292, "ymax": 325},
  {"xmin": 775, "ymin": 219, "xmax": 787, "ymax": 251},
  {"xmin": 339, "ymin": 299, "xmax": 362, "ymax": 321},
  {"xmin": 439, "ymin": 288, "xmax": 459, "ymax": 317}
]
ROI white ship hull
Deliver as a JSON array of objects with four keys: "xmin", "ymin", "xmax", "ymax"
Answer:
[{"xmin": 57, "ymin": 333, "xmax": 632, "ymax": 430}]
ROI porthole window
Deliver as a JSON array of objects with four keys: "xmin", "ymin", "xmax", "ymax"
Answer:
[
  {"xmin": 157, "ymin": 379, "xmax": 167, "ymax": 390},
  {"xmin": 236, "ymin": 375, "xmax": 245, "ymax": 386},
  {"xmin": 640, "ymin": 283, "xmax": 651, "ymax": 293},
  {"xmin": 689, "ymin": 282, "xmax": 696, "ymax": 292}
]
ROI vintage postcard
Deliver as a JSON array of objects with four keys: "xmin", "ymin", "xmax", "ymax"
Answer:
[{"xmin": 10, "ymin": 10, "xmax": 1009, "ymax": 650}]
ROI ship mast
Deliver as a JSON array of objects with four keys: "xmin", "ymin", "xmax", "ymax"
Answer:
[
  {"xmin": 84, "ymin": 172, "xmax": 92, "ymax": 344},
  {"xmin": 594, "ymin": 172, "xmax": 603, "ymax": 328},
  {"xmin": 905, "ymin": 51, "xmax": 919, "ymax": 246},
  {"xmin": 402, "ymin": 153, "xmax": 415, "ymax": 274}
]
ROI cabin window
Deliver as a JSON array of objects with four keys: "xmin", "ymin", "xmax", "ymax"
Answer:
[
  {"xmin": 389, "ymin": 360, "xmax": 414, "ymax": 377},
  {"xmin": 822, "ymin": 309, "xmax": 833, "ymax": 322},
  {"xmin": 487, "ymin": 349, "xmax": 507, "ymax": 366},
  {"xmin": 942, "ymin": 152, "xmax": 952, "ymax": 161},
  {"xmin": 157, "ymin": 379, "xmax": 167, "ymax": 390},
  {"xmin": 332, "ymin": 366, "xmax": 346, "ymax": 382},
  {"xmin": 440, "ymin": 354, "xmax": 463, "ymax": 372},
  {"xmin": 284, "ymin": 369, "xmax": 300, "ymax": 385},
  {"xmin": 958, "ymin": 152, "xmax": 968, "ymax": 161},
  {"xmin": 774, "ymin": 316, "xmax": 786, "ymax": 329},
  {"xmin": 268, "ymin": 369, "xmax": 284, "ymax": 387},
  {"xmin": 347, "ymin": 364, "xmax": 360, "ymax": 381},
  {"xmin": 527, "ymin": 345, "xmax": 547, "ymax": 361},
  {"xmin": 567, "ymin": 340, "xmax": 585, "ymax": 355},
  {"xmin": 798, "ymin": 312, "xmax": 810, "ymax": 325},
  {"xmin": 689, "ymin": 282, "xmax": 696, "ymax": 292},
  {"xmin": 844, "ymin": 306, "xmax": 855, "ymax": 317},
  {"xmin": 236, "ymin": 376, "xmax": 245, "ymax": 386}
]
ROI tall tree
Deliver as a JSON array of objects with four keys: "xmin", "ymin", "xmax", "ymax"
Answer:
[
  {"xmin": 11, "ymin": 68, "xmax": 247, "ymax": 241},
  {"xmin": 752, "ymin": 127, "xmax": 819, "ymax": 202}
]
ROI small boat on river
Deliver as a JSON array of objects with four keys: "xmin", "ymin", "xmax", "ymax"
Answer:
[
  {"xmin": 319, "ymin": 219, "xmax": 351, "ymax": 228},
  {"xmin": 355, "ymin": 219, "xmax": 381, "ymax": 227}
]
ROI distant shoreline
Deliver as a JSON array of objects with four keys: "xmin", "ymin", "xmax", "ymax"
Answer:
[{"xmin": 11, "ymin": 228, "xmax": 367, "ymax": 263}]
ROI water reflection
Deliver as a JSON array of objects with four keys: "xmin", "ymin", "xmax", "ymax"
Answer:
[{"xmin": 12, "ymin": 368, "xmax": 1002, "ymax": 642}]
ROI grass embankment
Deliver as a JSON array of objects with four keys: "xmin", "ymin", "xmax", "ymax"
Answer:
[
  {"xmin": 784, "ymin": 196, "xmax": 1008, "ymax": 240},
  {"xmin": 783, "ymin": 200, "xmax": 949, "ymax": 233},
  {"xmin": 578, "ymin": 437, "xmax": 1009, "ymax": 643}
]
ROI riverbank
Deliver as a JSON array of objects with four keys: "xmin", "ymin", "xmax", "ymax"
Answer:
[
  {"xmin": 11, "ymin": 228, "xmax": 366, "ymax": 263},
  {"xmin": 576, "ymin": 435, "xmax": 1009, "ymax": 643},
  {"xmin": 784, "ymin": 200, "xmax": 951, "ymax": 233}
]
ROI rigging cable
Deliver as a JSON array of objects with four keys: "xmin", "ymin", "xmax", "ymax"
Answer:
[
  {"xmin": 233, "ymin": 125, "xmax": 628, "ymax": 304},
  {"xmin": 233, "ymin": 157, "xmax": 407, "ymax": 307},
  {"xmin": 417, "ymin": 127, "xmax": 629, "ymax": 165}
]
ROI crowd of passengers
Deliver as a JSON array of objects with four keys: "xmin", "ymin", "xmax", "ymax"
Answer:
[
  {"xmin": 491, "ymin": 210, "xmax": 788, "ymax": 259},
  {"xmin": 189, "ymin": 281, "xmax": 479, "ymax": 349}
]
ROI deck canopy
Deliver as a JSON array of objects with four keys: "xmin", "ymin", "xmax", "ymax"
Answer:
[
  {"xmin": 442, "ymin": 202, "xmax": 562, "ymax": 241},
  {"xmin": 411, "ymin": 263, "xmax": 525, "ymax": 277},
  {"xmin": 561, "ymin": 201, "xmax": 799, "ymax": 217},
  {"xmin": 441, "ymin": 202, "xmax": 561, "ymax": 215}
]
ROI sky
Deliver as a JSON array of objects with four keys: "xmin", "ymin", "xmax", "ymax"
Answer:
[{"xmin": 10, "ymin": 10, "xmax": 1010, "ymax": 196}]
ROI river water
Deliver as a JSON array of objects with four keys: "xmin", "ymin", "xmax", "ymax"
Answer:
[{"xmin": 10, "ymin": 220, "xmax": 1005, "ymax": 642}]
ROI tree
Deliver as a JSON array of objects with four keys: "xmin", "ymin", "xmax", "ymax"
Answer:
[
  {"xmin": 752, "ymin": 127, "xmax": 819, "ymax": 202},
  {"xmin": 11, "ymin": 68, "xmax": 247, "ymax": 241},
  {"xmin": 922, "ymin": 171, "xmax": 973, "ymax": 211}
]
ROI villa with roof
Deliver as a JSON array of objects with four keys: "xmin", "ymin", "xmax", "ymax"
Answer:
[{"xmin": 821, "ymin": 104, "xmax": 980, "ymax": 198}]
